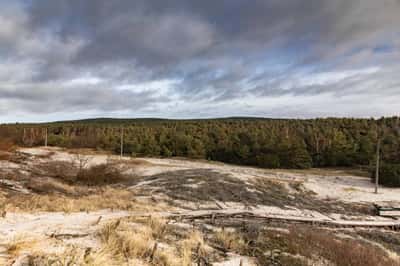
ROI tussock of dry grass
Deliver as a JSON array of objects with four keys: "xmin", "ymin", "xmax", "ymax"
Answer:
[
  {"xmin": 213, "ymin": 229, "xmax": 248, "ymax": 252},
  {"xmin": 180, "ymin": 230, "xmax": 207, "ymax": 265},
  {"xmin": 6, "ymin": 234, "xmax": 39, "ymax": 259},
  {"xmin": 95, "ymin": 218, "xmax": 207, "ymax": 266}
]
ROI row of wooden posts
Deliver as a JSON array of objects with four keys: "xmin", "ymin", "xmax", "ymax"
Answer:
[{"xmin": 23, "ymin": 127, "xmax": 126, "ymax": 159}]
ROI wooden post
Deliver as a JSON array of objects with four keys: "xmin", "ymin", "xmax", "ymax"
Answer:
[
  {"xmin": 23, "ymin": 128, "xmax": 26, "ymax": 145},
  {"xmin": 149, "ymin": 242, "xmax": 158, "ymax": 262},
  {"xmin": 44, "ymin": 128, "xmax": 48, "ymax": 147},
  {"xmin": 375, "ymin": 138, "xmax": 381, "ymax": 194},
  {"xmin": 120, "ymin": 127, "xmax": 124, "ymax": 158}
]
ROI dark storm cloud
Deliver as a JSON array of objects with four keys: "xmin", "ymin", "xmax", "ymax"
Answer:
[
  {"xmin": 0, "ymin": 0, "xmax": 400, "ymax": 120},
  {"xmin": 25, "ymin": 0, "xmax": 400, "ymax": 66}
]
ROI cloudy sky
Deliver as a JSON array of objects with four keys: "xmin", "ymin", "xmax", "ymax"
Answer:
[{"xmin": 1, "ymin": 0, "xmax": 400, "ymax": 122}]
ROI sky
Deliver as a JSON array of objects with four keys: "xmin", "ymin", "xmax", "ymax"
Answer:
[{"xmin": 1, "ymin": 0, "xmax": 400, "ymax": 122}]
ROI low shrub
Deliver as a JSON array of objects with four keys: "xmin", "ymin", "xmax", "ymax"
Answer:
[
  {"xmin": 377, "ymin": 163, "xmax": 400, "ymax": 187},
  {"xmin": 37, "ymin": 161, "xmax": 125, "ymax": 186},
  {"xmin": 76, "ymin": 164, "xmax": 125, "ymax": 186},
  {"xmin": 371, "ymin": 163, "xmax": 400, "ymax": 187},
  {"xmin": 36, "ymin": 161, "xmax": 78, "ymax": 183},
  {"xmin": 0, "ymin": 139, "xmax": 14, "ymax": 152}
]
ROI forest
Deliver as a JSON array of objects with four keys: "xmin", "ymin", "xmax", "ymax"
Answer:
[{"xmin": 1, "ymin": 117, "xmax": 399, "ymax": 186}]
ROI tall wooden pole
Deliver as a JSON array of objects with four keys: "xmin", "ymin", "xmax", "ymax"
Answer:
[
  {"xmin": 23, "ymin": 128, "xmax": 26, "ymax": 145},
  {"xmin": 44, "ymin": 128, "xmax": 48, "ymax": 147},
  {"xmin": 375, "ymin": 138, "xmax": 380, "ymax": 194},
  {"xmin": 120, "ymin": 127, "xmax": 124, "ymax": 158}
]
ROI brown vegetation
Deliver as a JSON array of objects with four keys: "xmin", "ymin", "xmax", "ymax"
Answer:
[
  {"xmin": 35, "ymin": 160, "xmax": 127, "ymax": 186},
  {"xmin": 76, "ymin": 163, "xmax": 126, "ymax": 186},
  {"xmin": 210, "ymin": 225, "xmax": 400, "ymax": 266},
  {"xmin": 26, "ymin": 218, "xmax": 208, "ymax": 266},
  {"xmin": 2, "ymin": 187, "xmax": 160, "ymax": 213},
  {"xmin": 0, "ymin": 139, "xmax": 14, "ymax": 160}
]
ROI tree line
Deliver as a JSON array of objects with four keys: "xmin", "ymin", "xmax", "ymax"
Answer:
[{"xmin": 1, "ymin": 117, "xmax": 399, "ymax": 186}]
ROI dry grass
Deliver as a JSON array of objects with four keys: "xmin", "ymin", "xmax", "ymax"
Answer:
[
  {"xmin": 29, "ymin": 247, "xmax": 120, "ymax": 266},
  {"xmin": 0, "ymin": 139, "xmax": 14, "ymax": 152},
  {"xmin": 76, "ymin": 163, "xmax": 126, "ymax": 186},
  {"xmin": 2, "ymin": 187, "xmax": 161, "ymax": 213},
  {"xmin": 99, "ymin": 220, "xmax": 153, "ymax": 261},
  {"xmin": 286, "ymin": 227, "xmax": 400, "ymax": 266},
  {"xmin": 9, "ymin": 218, "xmax": 187, "ymax": 266},
  {"xmin": 124, "ymin": 158, "xmax": 152, "ymax": 167},
  {"xmin": 209, "ymin": 225, "xmax": 400, "ymax": 266},
  {"xmin": 35, "ymin": 160, "xmax": 127, "ymax": 186},
  {"xmin": 214, "ymin": 229, "xmax": 248, "ymax": 252},
  {"xmin": 6, "ymin": 235, "xmax": 39, "ymax": 259},
  {"xmin": 95, "ymin": 218, "xmax": 207, "ymax": 266},
  {"xmin": 0, "ymin": 139, "xmax": 14, "ymax": 160},
  {"xmin": 276, "ymin": 167, "xmax": 370, "ymax": 178},
  {"xmin": 0, "ymin": 151, "xmax": 11, "ymax": 161},
  {"xmin": 180, "ymin": 230, "xmax": 207, "ymax": 265},
  {"xmin": 34, "ymin": 160, "xmax": 77, "ymax": 182}
]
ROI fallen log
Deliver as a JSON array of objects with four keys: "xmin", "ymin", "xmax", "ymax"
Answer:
[
  {"xmin": 47, "ymin": 232, "xmax": 90, "ymax": 239},
  {"xmin": 162, "ymin": 209, "xmax": 400, "ymax": 231}
]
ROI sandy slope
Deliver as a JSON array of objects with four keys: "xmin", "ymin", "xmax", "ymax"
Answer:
[
  {"xmin": 136, "ymin": 156, "xmax": 400, "ymax": 204},
  {"xmin": 17, "ymin": 147, "xmax": 400, "ymax": 204},
  {"xmin": 2, "ymin": 147, "xmax": 398, "ymax": 265}
]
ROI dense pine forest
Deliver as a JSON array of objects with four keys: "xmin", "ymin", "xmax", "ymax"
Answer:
[{"xmin": 1, "ymin": 117, "xmax": 400, "ymax": 186}]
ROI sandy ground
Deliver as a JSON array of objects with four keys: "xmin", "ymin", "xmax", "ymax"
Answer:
[
  {"xmin": 135, "ymin": 156, "xmax": 400, "ymax": 204},
  {"xmin": 17, "ymin": 147, "xmax": 400, "ymax": 204},
  {"xmin": 1, "ymin": 147, "xmax": 398, "ymax": 265},
  {"xmin": 0, "ymin": 210, "xmax": 130, "ymax": 265}
]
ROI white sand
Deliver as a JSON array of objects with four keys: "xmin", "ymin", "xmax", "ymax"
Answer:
[{"xmin": 17, "ymin": 147, "xmax": 400, "ymax": 204}]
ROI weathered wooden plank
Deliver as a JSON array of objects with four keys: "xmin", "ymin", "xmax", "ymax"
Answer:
[{"xmin": 379, "ymin": 210, "xmax": 400, "ymax": 217}]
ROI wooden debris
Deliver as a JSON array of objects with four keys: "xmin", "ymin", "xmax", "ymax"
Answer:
[{"xmin": 90, "ymin": 216, "xmax": 102, "ymax": 226}]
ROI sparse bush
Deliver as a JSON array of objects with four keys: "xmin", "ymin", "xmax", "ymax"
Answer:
[
  {"xmin": 36, "ymin": 161, "xmax": 125, "ymax": 186},
  {"xmin": 0, "ymin": 139, "xmax": 14, "ymax": 160},
  {"xmin": 76, "ymin": 163, "xmax": 125, "ymax": 186},
  {"xmin": 47, "ymin": 134, "xmax": 70, "ymax": 147},
  {"xmin": 0, "ymin": 138, "xmax": 14, "ymax": 151},
  {"xmin": 374, "ymin": 163, "xmax": 400, "ymax": 187},
  {"xmin": 256, "ymin": 153, "xmax": 281, "ymax": 168},
  {"xmin": 36, "ymin": 161, "xmax": 77, "ymax": 183}
]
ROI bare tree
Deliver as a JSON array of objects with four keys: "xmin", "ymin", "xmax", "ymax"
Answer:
[{"xmin": 73, "ymin": 153, "xmax": 91, "ymax": 172}]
